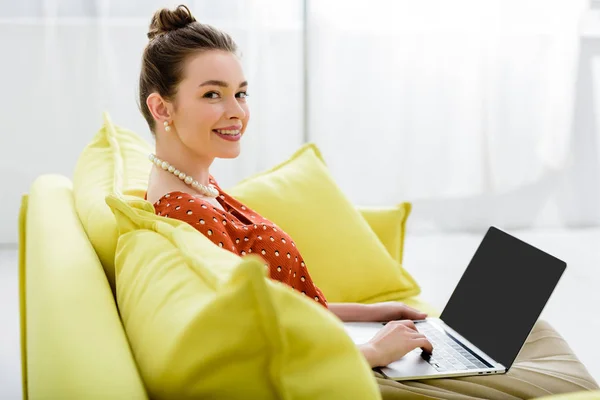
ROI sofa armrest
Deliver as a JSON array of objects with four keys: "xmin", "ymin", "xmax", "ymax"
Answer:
[{"xmin": 21, "ymin": 175, "xmax": 147, "ymax": 399}]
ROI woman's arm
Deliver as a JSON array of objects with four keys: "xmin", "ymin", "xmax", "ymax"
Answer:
[
  {"xmin": 328, "ymin": 303, "xmax": 372, "ymax": 322},
  {"xmin": 358, "ymin": 343, "xmax": 380, "ymax": 367},
  {"xmin": 328, "ymin": 302, "xmax": 428, "ymax": 323}
]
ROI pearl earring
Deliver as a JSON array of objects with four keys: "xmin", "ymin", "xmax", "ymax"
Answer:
[{"xmin": 164, "ymin": 120, "xmax": 171, "ymax": 132}]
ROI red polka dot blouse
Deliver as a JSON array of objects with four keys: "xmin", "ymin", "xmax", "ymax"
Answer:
[{"xmin": 149, "ymin": 177, "xmax": 327, "ymax": 307}]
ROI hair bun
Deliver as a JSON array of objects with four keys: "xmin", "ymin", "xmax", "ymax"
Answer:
[{"xmin": 148, "ymin": 4, "xmax": 197, "ymax": 40}]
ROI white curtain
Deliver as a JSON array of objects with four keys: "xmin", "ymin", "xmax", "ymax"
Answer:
[
  {"xmin": 0, "ymin": 0, "xmax": 596, "ymax": 243},
  {"xmin": 308, "ymin": 0, "xmax": 600, "ymax": 232},
  {"xmin": 309, "ymin": 0, "xmax": 585, "ymax": 200}
]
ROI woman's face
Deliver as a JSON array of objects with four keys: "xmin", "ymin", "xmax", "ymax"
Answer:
[{"xmin": 169, "ymin": 50, "xmax": 250, "ymax": 160}]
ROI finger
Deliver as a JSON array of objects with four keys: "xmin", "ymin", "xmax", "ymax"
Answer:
[
  {"xmin": 386, "ymin": 320, "xmax": 406, "ymax": 326},
  {"xmin": 408, "ymin": 332, "xmax": 427, "ymax": 340},
  {"xmin": 413, "ymin": 338, "xmax": 434, "ymax": 354},
  {"xmin": 396, "ymin": 320, "xmax": 418, "ymax": 332},
  {"xmin": 401, "ymin": 304, "xmax": 428, "ymax": 320},
  {"xmin": 388, "ymin": 319, "xmax": 419, "ymax": 333}
]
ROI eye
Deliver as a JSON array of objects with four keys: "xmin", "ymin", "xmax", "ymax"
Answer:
[
  {"xmin": 236, "ymin": 91, "xmax": 249, "ymax": 99},
  {"xmin": 203, "ymin": 91, "xmax": 220, "ymax": 99}
]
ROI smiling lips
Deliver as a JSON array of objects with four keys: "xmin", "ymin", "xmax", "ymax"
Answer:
[
  {"xmin": 213, "ymin": 125, "xmax": 243, "ymax": 141},
  {"xmin": 213, "ymin": 125, "xmax": 242, "ymax": 141}
]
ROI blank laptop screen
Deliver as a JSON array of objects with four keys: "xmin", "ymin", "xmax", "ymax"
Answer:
[{"xmin": 439, "ymin": 227, "xmax": 566, "ymax": 369}]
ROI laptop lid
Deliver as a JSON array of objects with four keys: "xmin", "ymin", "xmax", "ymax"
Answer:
[{"xmin": 439, "ymin": 226, "xmax": 566, "ymax": 369}]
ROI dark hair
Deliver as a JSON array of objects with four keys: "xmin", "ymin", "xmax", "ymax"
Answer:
[{"xmin": 139, "ymin": 4, "xmax": 238, "ymax": 133}]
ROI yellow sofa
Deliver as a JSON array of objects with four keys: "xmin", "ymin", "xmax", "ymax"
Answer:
[{"xmin": 18, "ymin": 173, "xmax": 600, "ymax": 399}]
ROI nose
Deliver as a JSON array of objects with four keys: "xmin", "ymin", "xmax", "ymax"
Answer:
[{"xmin": 225, "ymin": 96, "xmax": 246, "ymax": 120}]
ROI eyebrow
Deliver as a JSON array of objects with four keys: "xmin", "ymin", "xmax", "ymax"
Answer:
[{"xmin": 199, "ymin": 80, "xmax": 248, "ymax": 88}]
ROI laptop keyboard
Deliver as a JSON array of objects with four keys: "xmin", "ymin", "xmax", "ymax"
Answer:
[{"xmin": 416, "ymin": 322, "xmax": 489, "ymax": 372}]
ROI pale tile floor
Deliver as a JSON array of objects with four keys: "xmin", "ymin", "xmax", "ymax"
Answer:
[{"xmin": 0, "ymin": 228, "xmax": 598, "ymax": 398}]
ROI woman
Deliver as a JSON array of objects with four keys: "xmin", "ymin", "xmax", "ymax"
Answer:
[{"xmin": 142, "ymin": 5, "xmax": 597, "ymax": 398}]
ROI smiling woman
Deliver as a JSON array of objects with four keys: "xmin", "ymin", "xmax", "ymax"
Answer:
[
  {"xmin": 134, "ymin": 4, "xmax": 599, "ymax": 399},
  {"xmin": 140, "ymin": 1, "xmax": 433, "ymax": 368},
  {"xmin": 140, "ymin": 6, "xmax": 250, "ymax": 191}
]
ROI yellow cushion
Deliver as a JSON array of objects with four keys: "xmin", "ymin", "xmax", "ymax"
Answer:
[
  {"xmin": 228, "ymin": 143, "xmax": 420, "ymax": 303},
  {"xmin": 106, "ymin": 194, "xmax": 381, "ymax": 400},
  {"xmin": 358, "ymin": 203, "xmax": 412, "ymax": 264},
  {"xmin": 73, "ymin": 113, "xmax": 152, "ymax": 293},
  {"xmin": 72, "ymin": 113, "xmax": 416, "ymax": 301}
]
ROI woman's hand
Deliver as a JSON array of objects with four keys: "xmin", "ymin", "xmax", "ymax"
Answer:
[
  {"xmin": 359, "ymin": 320, "xmax": 433, "ymax": 368},
  {"xmin": 364, "ymin": 302, "xmax": 428, "ymax": 323}
]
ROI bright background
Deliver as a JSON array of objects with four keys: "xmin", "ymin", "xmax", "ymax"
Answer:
[
  {"xmin": 1, "ymin": 1, "xmax": 600, "ymax": 397},
  {"xmin": 1, "ymin": 0, "xmax": 600, "ymax": 242}
]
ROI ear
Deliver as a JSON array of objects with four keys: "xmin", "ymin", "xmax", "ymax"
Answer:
[{"xmin": 146, "ymin": 92, "xmax": 173, "ymax": 124}]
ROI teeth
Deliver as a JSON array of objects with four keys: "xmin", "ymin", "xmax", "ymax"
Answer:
[{"xmin": 215, "ymin": 129, "xmax": 240, "ymax": 135}]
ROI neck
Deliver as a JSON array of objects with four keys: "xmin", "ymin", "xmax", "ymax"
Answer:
[{"xmin": 154, "ymin": 136, "xmax": 214, "ymax": 187}]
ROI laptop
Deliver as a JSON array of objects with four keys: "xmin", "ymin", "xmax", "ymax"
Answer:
[{"xmin": 344, "ymin": 226, "xmax": 566, "ymax": 381}]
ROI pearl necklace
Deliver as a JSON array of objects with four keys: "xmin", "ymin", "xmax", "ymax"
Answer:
[{"xmin": 149, "ymin": 154, "xmax": 219, "ymax": 198}]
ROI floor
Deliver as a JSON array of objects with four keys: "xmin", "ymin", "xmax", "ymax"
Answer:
[
  {"xmin": 0, "ymin": 245, "xmax": 20, "ymax": 399},
  {"xmin": 0, "ymin": 228, "xmax": 599, "ymax": 398}
]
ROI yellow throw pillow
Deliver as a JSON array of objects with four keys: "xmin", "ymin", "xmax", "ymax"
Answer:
[
  {"xmin": 72, "ymin": 112, "xmax": 415, "ymax": 300},
  {"xmin": 228, "ymin": 143, "xmax": 420, "ymax": 303},
  {"xmin": 358, "ymin": 203, "xmax": 412, "ymax": 264},
  {"xmin": 106, "ymin": 194, "xmax": 381, "ymax": 400},
  {"xmin": 73, "ymin": 113, "xmax": 152, "ymax": 292}
]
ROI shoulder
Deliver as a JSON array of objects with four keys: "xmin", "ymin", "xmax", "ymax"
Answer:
[
  {"xmin": 153, "ymin": 191, "xmax": 218, "ymax": 217},
  {"xmin": 153, "ymin": 191, "xmax": 195, "ymax": 207}
]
